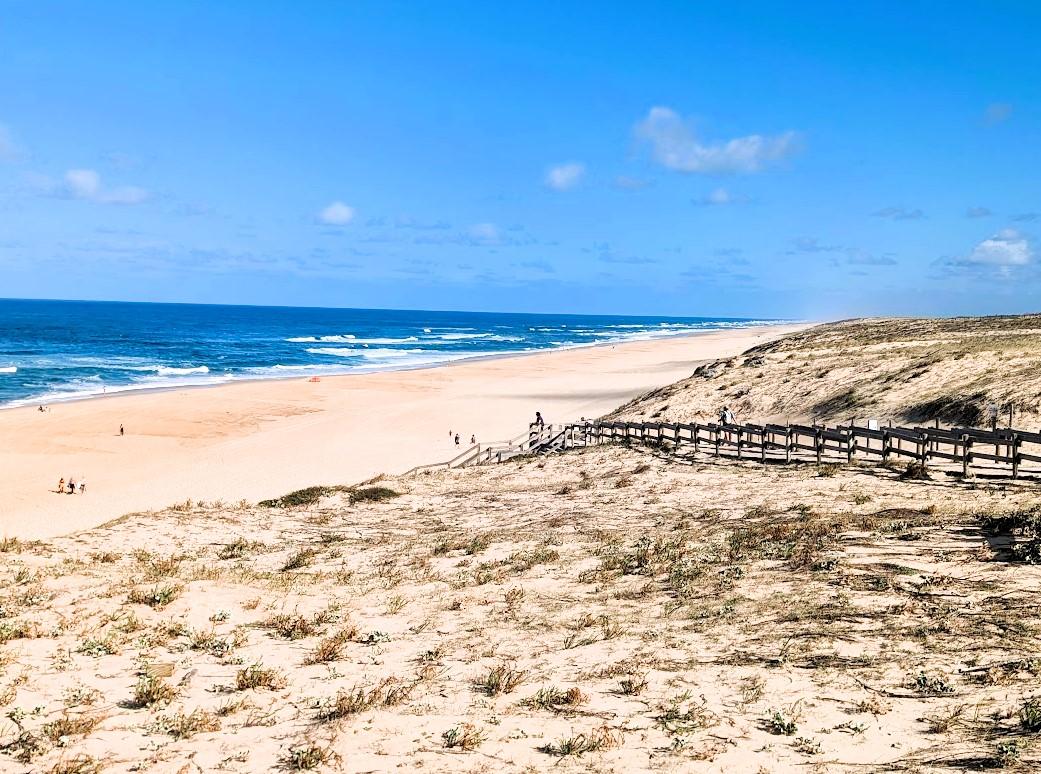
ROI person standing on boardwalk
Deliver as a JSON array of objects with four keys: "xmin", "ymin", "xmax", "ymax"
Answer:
[
  {"xmin": 535, "ymin": 411, "xmax": 545, "ymax": 429},
  {"xmin": 454, "ymin": 433, "xmax": 460, "ymax": 446}
]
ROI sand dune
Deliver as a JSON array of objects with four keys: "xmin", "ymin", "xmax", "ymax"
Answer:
[{"xmin": 614, "ymin": 316, "xmax": 1041, "ymax": 428}]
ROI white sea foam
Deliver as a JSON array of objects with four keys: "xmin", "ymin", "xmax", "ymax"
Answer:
[
  {"xmin": 306, "ymin": 347, "xmax": 422, "ymax": 359},
  {"xmin": 0, "ymin": 366, "xmax": 16, "ymax": 374}
]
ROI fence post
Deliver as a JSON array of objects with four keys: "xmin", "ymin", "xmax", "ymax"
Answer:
[
  {"xmin": 714, "ymin": 427, "xmax": 721, "ymax": 457},
  {"xmin": 1013, "ymin": 432, "xmax": 1020, "ymax": 480},
  {"xmin": 815, "ymin": 428, "xmax": 823, "ymax": 466},
  {"xmin": 693, "ymin": 425, "xmax": 700, "ymax": 454},
  {"xmin": 920, "ymin": 432, "xmax": 928, "ymax": 468},
  {"xmin": 882, "ymin": 429, "xmax": 890, "ymax": 463},
  {"xmin": 846, "ymin": 428, "xmax": 853, "ymax": 464},
  {"xmin": 737, "ymin": 427, "xmax": 743, "ymax": 460},
  {"xmin": 761, "ymin": 428, "xmax": 767, "ymax": 464},
  {"xmin": 785, "ymin": 426, "xmax": 791, "ymax": 463}
]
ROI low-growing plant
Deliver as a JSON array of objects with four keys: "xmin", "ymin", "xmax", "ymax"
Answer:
[
  {"xmin": 349, "ymin": 486, "xmax": 400, "ymax": 505},
  {"xmin": 235, "ymin": 663, "xmax": 287, "ymax": 692},
  {"xmin": 475, "ymin": 663, "xmax": 525, "ymax": 696},
  {"xmin": 126, "ymin": 584, "xmax": 182, "ymax": 609},
  {"xmin": 281, "ymin": 743, "xmax": 339, "ymax": 770},
  {"xmin": 540, "ymin": 725, "xmax": 621, "ymax": 757},
  {"xmin": 523, "ymin": 686, "xmax": 587, "ymax": 712},
  {"xmin": 281, "ymin": 548, "xmax": 317, "ymax": 572},
  {"xmin": 128, "ymin": 675, "xmax": 177, "ymax": 709},
  {"xmin": 442, "ymin": 723, "xmax": 485, "ymax": 750},
  {"xmin": 152, "ymin": 708, "xmax": 221, "ymax": 739}
]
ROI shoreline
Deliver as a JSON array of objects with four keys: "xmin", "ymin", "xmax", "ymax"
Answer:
[
  {"xmin": 0, "ymin": 321, "xmax": 798, "ymax": 412},
  {"xmin": 0, "ymin": 323, "xmax": 809, "ymax": 538}
]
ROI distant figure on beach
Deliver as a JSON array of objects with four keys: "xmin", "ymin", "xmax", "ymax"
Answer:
[
  {"xmin": 119, "ymin": 424, "xmax": 124, "ymax": 436},
  {"xmin": 67, "ymin": 478, "xmax": 76, "ymax": 494},
  {"xmin": 470, "ymin": 434, "xmax": 476, "ymax": 444},
  {"xmin": 57, "ymin": 477, "xmax": 64, "ymax": 493},
  {"xmin": 454, "ymin": 433, "xmax": 460, "ymax": 446},
  {"xmin": 79, "ymin": 479, "xmax": 87, "ymax": 494},
  {"xmin": 535, "ymin": 411, "xmax": 544, "ymax": 429}
]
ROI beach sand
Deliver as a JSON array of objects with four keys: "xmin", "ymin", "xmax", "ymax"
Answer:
[{"xmin": 0, "ymin": 324, "xmax": 806, "ymax": 538}]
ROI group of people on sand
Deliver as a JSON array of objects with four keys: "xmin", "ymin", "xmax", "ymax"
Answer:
[
  {"xmin": 448, "ymin": 430, "xmax": 478, "ymax": 446},
  {"xmin": 57, "ymin": 476, "xmax": 86, "ymax": 495}
]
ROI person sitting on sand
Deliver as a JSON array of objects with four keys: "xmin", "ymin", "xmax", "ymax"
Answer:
[{"xmin": 57, "ymin": 477, "xmax": 64, "ymax": 494}]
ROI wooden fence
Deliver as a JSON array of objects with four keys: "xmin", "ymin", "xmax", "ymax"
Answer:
[{"xmin": 552, "ymin": 419, "xmax": 1041, "ymax": 480}]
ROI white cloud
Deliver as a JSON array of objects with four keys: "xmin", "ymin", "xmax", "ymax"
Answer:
[
  {"xmin": 966, "ymin": 228, "xmax": 1032, "ymax": 268},
  {"xmin": 62, "ymin": 168, "xmax": 148, "ymax": 205},
  {"xmin": 317, "ymin": 201, "xmax": 355, "ymax": 226},
  {"xmin": 545, "ymin": 162, "xmax": 585, "ymax": 190},
  {"xmin": 635, "ymin": 107, "xmax": 798, "ymax": 174}
]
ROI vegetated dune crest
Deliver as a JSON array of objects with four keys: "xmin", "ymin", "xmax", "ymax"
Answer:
[{"xmin": 612, "ymin": 314, "xmax": 1041, "ymax": 428}]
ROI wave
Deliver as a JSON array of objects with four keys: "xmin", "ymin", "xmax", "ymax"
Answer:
[
  {"xmin": 156, "ymin": 365, "xmax": 210, "ymax": 376},
  {"xmin": 288, "ymin": 335, "xmax": 420, "ymax": 345},
  {"xmin": 305, "ymin": 347, "xmax": 423, "ymax": 359},
  {"xmin": 0, "ymin": 366, "xmax": 16, "ymax": 374}
]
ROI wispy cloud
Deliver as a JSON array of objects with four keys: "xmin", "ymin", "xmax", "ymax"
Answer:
[
  {"xmin": 635, "ymin": 106, "xmax": 799, "ymax": 174},
  {"xmin": 790, "ymin": 237, "xmax": 842, "ymax": 253},
  {"xmin": 693, "ymin": 187, "xmax": 748, "ymax": 206},
  {"xmin": 468, "ymin": 222, "xmax": 500, "ymax": 244},
  {"xmin": 590, "ymin": 242, "xmax": 658, "ymax": 265},
  {"xmin": 984, "ymin": 102, "xmax": 1013, "ymax": 125},
  {"xmin": 966, "ymin": 206, "xmax": 993, "ymax": 218},
  {"xmin": 62, "ymin": 169, "xmax": 149, "ymax": 204},
  {"xmin": 1012, "ymin": 212, "xmax": 1040, "ymax": 222},
  {"xmin": 614, "ymin": 175, "xmax": 651, "ymax": 190},
  {"xmin": 317, "ymin": 201, "xmax": 355, "ymax": 226},
  {"xmin": 544, "ymin": 162, "xmax": 585, "ymax": 191},
  {"xmin": 873, "ymin": 206, "xmax": 925, "ymax": 221},
  {"xmin": 789, "ymin": 237, "xmax": 896, "ymax": 267}
]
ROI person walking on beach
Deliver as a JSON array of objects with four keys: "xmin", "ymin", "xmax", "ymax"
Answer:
[
  {"xmin": 78, "ymin": 478, "xmax": 87, "ymax": 494},
  {"xmin": 68, "ymin": 477, "xmax": 76, "ymax": 494},
  {"xmin": 119, "ymin": 424, "xmax": 124, "ymax": 436},
  {"xmin": 57, "ymin": 477, "xmax": 64, "ymax": 494},
  {"xmin": 454, "ymin": 433, "xmax": 460, "ymax": 446}
]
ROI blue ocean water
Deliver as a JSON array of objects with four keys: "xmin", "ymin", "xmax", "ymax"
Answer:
[{"xmin": 0, "ymin": 299, "xmax": 783, "ymax": 408}]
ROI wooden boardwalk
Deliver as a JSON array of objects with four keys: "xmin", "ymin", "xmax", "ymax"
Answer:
[{"xmin": 544, "ymin": 419, "xmax": 1041, "ymax": 480}]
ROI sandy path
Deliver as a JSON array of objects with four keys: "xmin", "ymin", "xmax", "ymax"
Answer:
[{"xmin": 0, "ymin": 325, "xmax": 806, "ymax": 538}]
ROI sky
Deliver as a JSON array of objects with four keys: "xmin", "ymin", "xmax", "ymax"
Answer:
[{"xmin": 1, "ymin": 1, "xmax": 1039, "ymax": 319}]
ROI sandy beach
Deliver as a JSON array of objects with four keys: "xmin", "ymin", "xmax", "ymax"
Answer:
[{"xmin": 0, "ymin": 324, "xmax": 805, "ymax": 538}]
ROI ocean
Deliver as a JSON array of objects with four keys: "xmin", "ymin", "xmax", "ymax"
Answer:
[{"xmin": 0, "ymin": 299, "xmax": 783, "ymax": 408}]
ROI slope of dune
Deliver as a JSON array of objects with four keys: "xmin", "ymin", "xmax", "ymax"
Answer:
[
  {"xmin": 2, "ymin": 444, "xmax": 1041, "ymax": 772},
  {"xmin": 610, "ymin": 315, "xmax": 1041, "ymax": 428}
]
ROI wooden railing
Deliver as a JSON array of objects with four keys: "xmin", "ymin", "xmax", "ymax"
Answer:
[
  {"xmin": 401, "ymin": 424, "xmax": 562, "ymax": 477},
  {"xmin": 549, "ymin": 419, "xmax": 1041, "ymax": 480}
]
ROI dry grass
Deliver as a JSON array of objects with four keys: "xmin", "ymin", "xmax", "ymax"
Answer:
[{"xmin": 4, "ymin": 438, "xmax": 1041, "ymax": 771}]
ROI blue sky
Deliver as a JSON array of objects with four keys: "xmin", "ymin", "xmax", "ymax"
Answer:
[{"xmin": 1, "ymin": 1, "xmax": 1039, "ymax": 318}]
